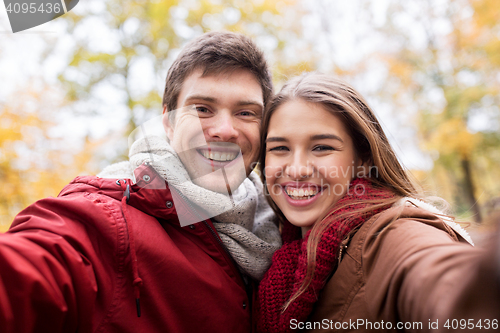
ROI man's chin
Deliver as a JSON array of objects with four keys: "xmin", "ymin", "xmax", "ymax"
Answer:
[{"xmin": 192, "ymin": 172, "xmax": 246, "ymax": 194}]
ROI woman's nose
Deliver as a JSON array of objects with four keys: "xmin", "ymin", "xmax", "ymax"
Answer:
[{"xmin": 285, "ymin": 156, "xmax": 314, "ymax": 180}]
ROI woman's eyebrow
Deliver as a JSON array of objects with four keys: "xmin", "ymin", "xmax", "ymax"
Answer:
[
  {"xmin": 266, "ymin": 136, "xmax": 288, "ymax": 143},
  {"xmin": 311, "ymin": 134, "xmax": 344, "ymax": 143}
]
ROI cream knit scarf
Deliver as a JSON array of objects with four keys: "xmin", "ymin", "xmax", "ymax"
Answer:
[{"xmin": 98, "ymin": 136, "xmax": 282, "ymax": 281}]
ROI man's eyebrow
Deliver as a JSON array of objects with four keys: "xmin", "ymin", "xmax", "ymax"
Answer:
[
  {"xmin": 185, "ymin": 95, "xmax": 263, "ymax": 109},
  {"xmin": 311, "ymin": 134, "xmax": 344, "ymax": 143},
  {"xmin": 266, "ymin": 136, "xmax": 288, "ymax": 143},
  {"xmin": 236, "ymin": 100, "xmax": 264, "ymax": 109},
  {"xmin": 184, "ymin": 94, "xmax": 217, "ymax": 103}
]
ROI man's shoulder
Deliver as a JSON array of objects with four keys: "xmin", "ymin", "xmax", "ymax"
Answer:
[
  {"xmin": 96, "ymin": 161, "xmax": 134, "ymax": 180},
  {"xmin": 8, "ymin": 172, "xmax": 131, "ymax": 230},
  {"xmin": 58, "ymin": 172, "xmax": 129, "ymax": 201},
  {"xmin": 54, "ymin": 160, "xmax": 135, "ymax": 200},
  {"xmin": 9, "ymin": 174, "xmax": 129, "ymax": 236}
]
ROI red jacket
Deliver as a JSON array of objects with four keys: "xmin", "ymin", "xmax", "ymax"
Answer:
[{"xmin": 0, "ymin": 164, "xmax": 251, "ymax": 332}]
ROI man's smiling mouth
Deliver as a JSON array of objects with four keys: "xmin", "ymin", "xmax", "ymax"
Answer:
[{"xmin": 197, "ymin": 148, "xmax": 239, "ymax": 162}]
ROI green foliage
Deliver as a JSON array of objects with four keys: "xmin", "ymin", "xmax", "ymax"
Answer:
[{"xmin": 380, "ymin": 0, "xmax": 500, "ymax": 222}]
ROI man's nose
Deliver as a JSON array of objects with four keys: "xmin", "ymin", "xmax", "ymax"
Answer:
[{"xmin": 205, "ymin": 112, "xmax": 239, "ymax": 142}]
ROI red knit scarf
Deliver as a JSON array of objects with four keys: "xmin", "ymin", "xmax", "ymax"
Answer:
[{"xmin": 257, "ymin": 178, "xmax": 394, "ymax": 333}]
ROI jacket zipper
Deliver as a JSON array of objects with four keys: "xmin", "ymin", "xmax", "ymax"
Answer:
[{"xmin": 169, "ymin": 186, "xmax": 246, "ymax": 285}]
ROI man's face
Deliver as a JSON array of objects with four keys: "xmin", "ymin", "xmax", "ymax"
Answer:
[{"xmin": 163, "ymin": 68, "xmax": 263, "ymax": 193}]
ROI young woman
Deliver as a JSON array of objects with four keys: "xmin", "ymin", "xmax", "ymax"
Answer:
[{"xmin": 257, "ymin": 73, "xmax": 499, "ymax": 332}]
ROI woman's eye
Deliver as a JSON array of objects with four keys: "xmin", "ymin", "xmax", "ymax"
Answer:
[
  {"xmin": 268, "ymin": 146, "xmax": 289, "ymax": 152},
  {"xmin": 313, "ymin": 145, "xmax": 335, "ymax": 151}
]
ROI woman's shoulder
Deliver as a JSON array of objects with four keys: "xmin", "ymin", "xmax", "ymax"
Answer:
[
  {"xmin": 390, "ymin": 197, "xmax": 473, "ymax": 245},
  {"xmin": 356, "ymin": 198, "xmax": 471, "ymax": 243},
  {"xmin": 342, "ymin": 198, "xmax": 474, "ymax": 266}
]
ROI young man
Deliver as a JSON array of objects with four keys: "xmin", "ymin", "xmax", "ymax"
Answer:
[{"xmin": 0, "ymin": 31, "xmax": 281, "ymax": 333}]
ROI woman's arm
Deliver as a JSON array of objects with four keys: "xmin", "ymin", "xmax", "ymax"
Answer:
[{"xmin": 364, "ymin": 216, "xmax": 500, "ymax": 331}]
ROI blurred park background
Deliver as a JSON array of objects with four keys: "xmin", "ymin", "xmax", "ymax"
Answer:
[{"xmin": 0, "ymin": 0, "xmax": 499, "ymax": 235}]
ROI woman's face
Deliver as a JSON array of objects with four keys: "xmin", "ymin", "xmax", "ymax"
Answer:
[{"xmin": 265, "ymin": 99, "xmax": 361, "ymax": 234}]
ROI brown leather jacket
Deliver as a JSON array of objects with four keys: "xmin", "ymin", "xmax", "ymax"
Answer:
[{"xmin": 305, "ymin": 203, "xmax": 500, "ymax": 332}]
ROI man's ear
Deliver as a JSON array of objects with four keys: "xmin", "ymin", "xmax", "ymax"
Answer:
[{"xmin": 162, "ymin": 108, "xmax": 174, "ymax": 142}]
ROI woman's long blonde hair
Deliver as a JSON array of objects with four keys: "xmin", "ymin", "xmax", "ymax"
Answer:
[{"xmin": 259, "ymin": 73, "xmax": 422, "ymax": 309}]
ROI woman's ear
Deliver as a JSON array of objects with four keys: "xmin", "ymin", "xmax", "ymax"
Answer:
[{"xmin": 355, "ymin": 158, "xmax": 371, "ymax": 179}]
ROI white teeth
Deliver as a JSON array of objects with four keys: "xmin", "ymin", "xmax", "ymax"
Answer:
[
  {"xmin": 285, "ymin": 187, "xmax": 319, "ymax": 199},
  {"xmin": 200, "ymin": 150, "xmax": 237, "ymax": 162}
]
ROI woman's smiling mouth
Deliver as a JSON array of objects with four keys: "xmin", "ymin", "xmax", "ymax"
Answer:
[{"xmin": 285, "ymin": 186, "xmax": 320, "ymax": 200}]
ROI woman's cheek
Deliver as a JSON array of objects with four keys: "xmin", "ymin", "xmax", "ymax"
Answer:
[
  {"xmin": 265, "ymin": 155, "xmax": 282, "ymax": 178},
  {"xmin": 264, "ymin": 159, "xmax": 283, "ymax": 198}
]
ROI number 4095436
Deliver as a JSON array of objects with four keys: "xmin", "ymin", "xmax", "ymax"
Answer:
[{"xmin": 5, "ymin": 2, "xmax": 62, "ymax": 14}]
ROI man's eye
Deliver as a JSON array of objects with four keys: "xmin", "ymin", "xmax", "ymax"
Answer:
[
  {"xmin": 239, "ymin": 111, "xmax": 253, "ymax": 117},
  {"xmin": 196, "ymin": 106, "xmax": 210, "ymax": 113},
  {"xmin": 313, "ymin": 145, "xmax": 335, "ymax": 151}
]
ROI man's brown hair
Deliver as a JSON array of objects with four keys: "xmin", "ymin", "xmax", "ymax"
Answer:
[{"xmin": 163, "ymin": 31, "xmax": 273, "ymax": 111}]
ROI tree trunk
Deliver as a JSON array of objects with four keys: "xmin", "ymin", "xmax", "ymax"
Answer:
[{"xmin": 461, "ymin": 157, "xmax": 482, "ymax": 223}]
